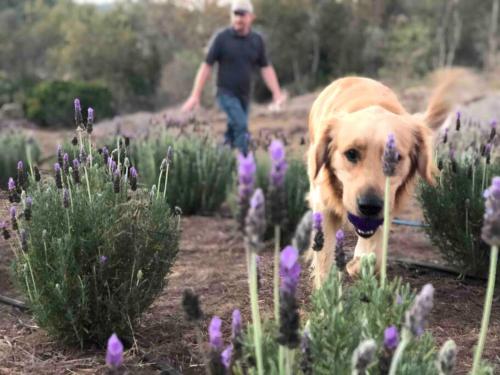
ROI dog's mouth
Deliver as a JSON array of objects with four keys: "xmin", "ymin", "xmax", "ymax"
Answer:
[{"xmin": 347, "ymin": 213, "xmax": 384, "ymax": 238}]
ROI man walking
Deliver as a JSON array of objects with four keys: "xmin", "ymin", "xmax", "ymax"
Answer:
[{"xmin": 181, "ymin": 0, "xmax": 286, "ymax": 155}]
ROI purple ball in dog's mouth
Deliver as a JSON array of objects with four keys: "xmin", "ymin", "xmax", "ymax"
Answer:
[{"xmin": 347, "ymin": 213, "xmax": 384, "ymax": 238}]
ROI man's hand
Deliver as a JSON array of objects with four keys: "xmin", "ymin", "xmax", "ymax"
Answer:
[
  {"xmin": 268, "ymin": 90, "xmax": 288, "ymax": 112},
  {"xmin": 181, "ymin": 95, "xmax": 200, "ymax": 113}
]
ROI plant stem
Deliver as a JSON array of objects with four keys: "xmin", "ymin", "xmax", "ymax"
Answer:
[
  {"xmin": 26, "ymin": 143, "xmax": 34, "ymax": 181},
  {"xmin": 279, "ymin": 346, "xmax": 285, "ymax": 375},
  {"xmin": 285, "ymin": 348, "xmax": 294, "ymax": 375},
  {"xmin": 380, "ymin": 177, "xmax": 391, "ymax": 287},
  {"xmin": 157, "ymin": 169, "xmax": 164, "ymax": 200},
  {"xmin": 83, "ymin": 167, "xmax": 92, "ymax": 203},
  {"xmin": 88, "ymin": 135, "xmax": 92, "ymax": 169},
  {"xmin": 471, "ymin": 245, "xmax": 498, "ymax": 374},
  {"xmin": 163, "ymin": 164, "xmax": 170, "ymax": 200},
  {"xmin": 249, "ymin": 250, "xmax": 264, "ymax": 375},
  {"xmin": 389, "ymin": 330, "xmax": 410, "ymax": 375},
  {"xmin": 274, "ymin": 225, "xmax": 281, "ymax": 322},
  {"xmin": 481, "ymin": 158, "xmax": 487, "ymax": 193}
]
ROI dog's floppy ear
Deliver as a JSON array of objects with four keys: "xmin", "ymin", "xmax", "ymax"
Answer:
[
  {"xmin": 412, "ymin": 125, "xmax": 437, "ymax": 185},
  {"xmin": 312, "ymin": 128, "xmax": 333, "ymax": 180}
]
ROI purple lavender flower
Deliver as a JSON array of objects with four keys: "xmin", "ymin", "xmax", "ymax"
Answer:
[
  {"xmin": 335, "ymin": 229, "xmax": 346, "ymax": 270},
  {"xmin": 312, "ymin": 212, "xmax": 324, "ymax": 251},
  {"xmin": 396, "ymin": 294, "xmax": 403, "ymax": 305},
  {"xmin": 17, "ymin": 160, "xmax": 23, "ymax": 170},
  {"xmin": 456, "ymin": 111, "xmax": 461, "ymax": 131},
  {"xmin": 129, "ymin": 167, "xmax": 138, "ymax": 191},
  {"xmin": 74, "ymin": 98, "xmax": 84, "ymax": 128},
  {"xmin": 312, "ymin": 212, "xmax": 323, "ymax": 231},
  {"xmin": 63, "ymin": 153, "xmax": 69, "ymax": 174},
  {"xmin": 113, "ymin": 168, "xmax": 120, "ymax": 193},
  {"xmin": 24, "ymin": 196, "xmax": 33, "ymax": 221},
  {"xmin": 102, "ymin": 146, "xmax": 109, "ymax": 164},
  {"xmin": 383, "ymin": 133, "xmax": 399, "ymax": 176},
  {"xmin": 17, "ymin": 160, "xmax": 26, "ymax": 191},
  {"xmin": 237, "ymin": 152, "xmax": 256, "ymax": 229},
  {"xmin": 489, "ymin": 120, "xmax": 497, "ymax": 142},
  {"xmin": 57, "ymin": 145, "xmax": 63, "ymax": 167},
  {"xmin": 99, "ymin": 255, "xmax": 108, "ymax": 264},
  {"xmin": 300, "ymin": 329, "xmax": 313, "ymax": 375},
  {"xmin": 231, "ymin": 309, "xmax": 241, "ymax": 340},
  {"xmin": 54, "ymin": 163, "xmax": 63, "ymax": 189},
  {"xmin": 1, "ymin": 221, "xmax": 10, "ymax": 240},
  {"xmin": 105, "ymin": 333, "xmax": 124, "ymax": 369},
  {"xmin": 72, "ymin": 159, "xmax": 81, "ymax": 184},
  {"xmin": 34, "ymin": 166, "xmax": 41, "ymax": 182},
  {"xmin": 8, "ymin": 177, "xmax": 15, "ymax": 192},
  {"xmin": 63, "ymin": 188, "xmax": 70, "ymax": 209},
  {"xmin": 20, "ymin": 229, "xmax": 28, "ymax": 251},
  {"xmin": 442, "ymin": 127, "xmax": 449, "ymax": 144},
  {"xmin": 209, "ymin": 316, "xmax": 223, "ymax": 351},
  {"xmin": 278, "ymin": 246, "xmax": 301, "ymax": 348},
  {"xmin": 244, "ymin": 188, "xmax": 266, "ymax": 253},
  {"xmin": 182, "ymin": 289, "xmax": 203, "ymax": 322},
  {"xmin": 221, "ymin": 345, "xmax": 233, "ymax": 369},
  {"xmin": 269, "ymin": 139, "xmax": 288, "ymax": 188},
  {"xmin": 10, "ymin": 206, "xmax": 17, "ymax": 230},
  {"xmin": 280, "ymin": 246, "xmax": 301, "ymax": 294},
  {"xmin": 481, "ymin": 177, "xmax": 500, "ymax": 246},
  {"xmin": 384, "ymin": 325, "xmax": 399, "ymax": 350},
  {"xmin": 405, "ymin": 284, "xmax": 434, "ymax": 337},
  {"xmin": 87, "ymin": 107, "xmax": 94, "ymax": 134}
]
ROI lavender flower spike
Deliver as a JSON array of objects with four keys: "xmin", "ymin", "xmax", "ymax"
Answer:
[
  {"xmin": 405, "ymin": 283, "xmax": 434, "ymax": 337},
  {"xmin": 481, "ymin": 177, "xmax": 500, "ymax": 245},
  {"xmin": 269, "ymin": 139, "xmax": 288, "ymax": 188},
  {"xmin": 231, "ymin": 309, "xmax": 242, "ymax": 340},
  {"xmin": 8, "ymin": 177, "xmax": 15, "ymax": 191},
  {"xmin": 237, "ymin": 152, "xmax": 257, "ymax": 229},
  {"xmin": 88, "ymin": 107, "xmax": 94, "ymax": 122},
  {"xmin": 209, "ymin": 316, "xmax": 223, "ymax": 351},
  {"xmin": 489, "ymin": 120, "xmax": 497, "ymax": 142},
  {"xmin": 244, "ymin": 188, "xmax": 266, "ymax": 253},
  {"xmin": 292, "ymin": 211, "xmax": 313, "ymax": 254},
  {"xmin": 105, "ymin": 333, "xmax": 124, "ymax": 369},
  {"xmin": 455, "ymin": 111, "xmax": 461, "ymax": 131},
  {"xmin": 335, "ymin": 229, "xmax": 346, "ymax": 270},
  {"xmin": 312, "ymin": 212, "xmax": 324, "ymax": 251},
  {"xmin": 437, "ymin": 339, "xmax": 457, "ymax": 375},
  {"xmin": 352, "ymin": 339, "xmax": 377, "ymax": 375},
  {"xmin": 280, "ymin": 245, "xmax": 301, "ymax": 295},
  {"xmin": 384, "ymin": 325, "xmax": 399, "ymax": 350},
  {"xmin": 221, "ymin": 345, "xmax": 233, "ymax": 369},
  {"xmin": 383, "ymin": 133, "xmax": 399, "ymax": 176},
  {"xmin": 278, "ymin": 246, "xmax": 301, "ymax": 348},
  {"xmin": 54, "ymin": 163, "xmax": 63, "ymax": 189}
]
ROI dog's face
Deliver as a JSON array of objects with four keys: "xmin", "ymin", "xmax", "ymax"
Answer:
[{"xmin": 313, "ymin": 107, "xmax": 435, "ymax": 238}]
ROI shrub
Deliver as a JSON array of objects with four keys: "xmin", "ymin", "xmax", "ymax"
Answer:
[
  {"xmin": 5, "ymin": 123, "xmax": 180, "ymax": 347},
  {"xmin": 132, "ymin": 131, "xmax": 236, "ymax": 215},
  {"xmin": 24, "ymin": 81, "xmax": 114, "ymax": 127},
  {"xmin": 0, "ymin": 131, "xmax": 40, "ymax": 187},
  {"xmin": 417, "ymin": 115, "xmax": 499, "ymax": 280}
]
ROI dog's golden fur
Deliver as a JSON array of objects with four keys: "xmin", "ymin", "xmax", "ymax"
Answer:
[{"xmin": 306, "ymin": 69, "xmax": 471, "ymax": 288}]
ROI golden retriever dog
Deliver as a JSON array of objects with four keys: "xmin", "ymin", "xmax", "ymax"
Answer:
[{"xmin": 306, "ymin": 69, "xmax": 470, "ymax": 288}]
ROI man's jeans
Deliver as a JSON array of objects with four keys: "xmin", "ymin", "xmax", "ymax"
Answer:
[{"xmin": 216, "ymin": 93, "xmax": 249, "ymax": 156}]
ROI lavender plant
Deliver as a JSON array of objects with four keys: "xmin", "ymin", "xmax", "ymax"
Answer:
[
  {"xmin": 419, "ymin": 115, "xmax": 500, "ymax": 279},
  {"xmin": 132, "ymin": 131, "xmax": 235, "ymax": 215},
  {"xmin": 0, "ymin": 131, "xmax": 40, "ymax": 187},
  {"xmin": 5, "ymin": 102, "xmax": 180, "ymax": 348}
]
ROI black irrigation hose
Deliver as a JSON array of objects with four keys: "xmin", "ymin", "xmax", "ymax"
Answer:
[{"xmin": 0, "ymin": 294, "xmax": 28, "ymax": 310}]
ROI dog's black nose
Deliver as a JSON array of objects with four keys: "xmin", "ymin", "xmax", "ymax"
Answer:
[{"xmin": 357, "ymin": 195, "xmax": 383, "ymax": 217}]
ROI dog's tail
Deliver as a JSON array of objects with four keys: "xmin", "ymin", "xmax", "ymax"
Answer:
[{"xmin": 422, "ymin": 67, "xmax": 484, "ymax": 130}]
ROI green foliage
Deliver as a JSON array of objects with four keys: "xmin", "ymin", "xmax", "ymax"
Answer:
[
  {"xmin": 132, "ymin": 131, "xmax": 236, "ymax": 215},
  {"xmin": 25, "ymin": 81, "xmax": 114, "ymax": 127},
  {"xmin": 239, "ymin": 256, "xmax": 440, "ymax": 374},
  {"xmin": 0, "ymin": 131, "xmax": 40, "ymax": 187},
  {"xmin": 418, "ymin": 154, "xmax": 500, "ymax": 280},
  {"xmin": 11, "ymin": 137, "xmax": 180, "ymax": 347}
]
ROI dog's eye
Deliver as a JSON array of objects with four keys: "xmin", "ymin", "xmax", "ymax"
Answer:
[{"xmin": 344, "ymin": 149, "xmax": 360, "ymax": 163}]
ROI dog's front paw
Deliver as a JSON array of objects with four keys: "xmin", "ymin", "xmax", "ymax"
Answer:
[{"xmin": 346, "ymin": 257, "xmax": 362, "ymax": 277}]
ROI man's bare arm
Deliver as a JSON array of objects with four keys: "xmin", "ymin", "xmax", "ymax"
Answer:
[
  {"xmin": 181, "ymin": 63, "xmax": 213, "ymax": 112},
  {"xmin": 260, "ymin": 65, "xmax": 285, "ymax": 103}
]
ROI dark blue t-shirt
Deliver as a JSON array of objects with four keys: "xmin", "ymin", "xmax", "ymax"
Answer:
[{"xmin": 205, "ymin": 27, "xmax": 269, "ymax": 103}]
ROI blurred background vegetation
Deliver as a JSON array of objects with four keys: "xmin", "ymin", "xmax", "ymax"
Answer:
[{"xmin": 0, "ymin": 0, "xmax": 498, "ymax": 127}]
